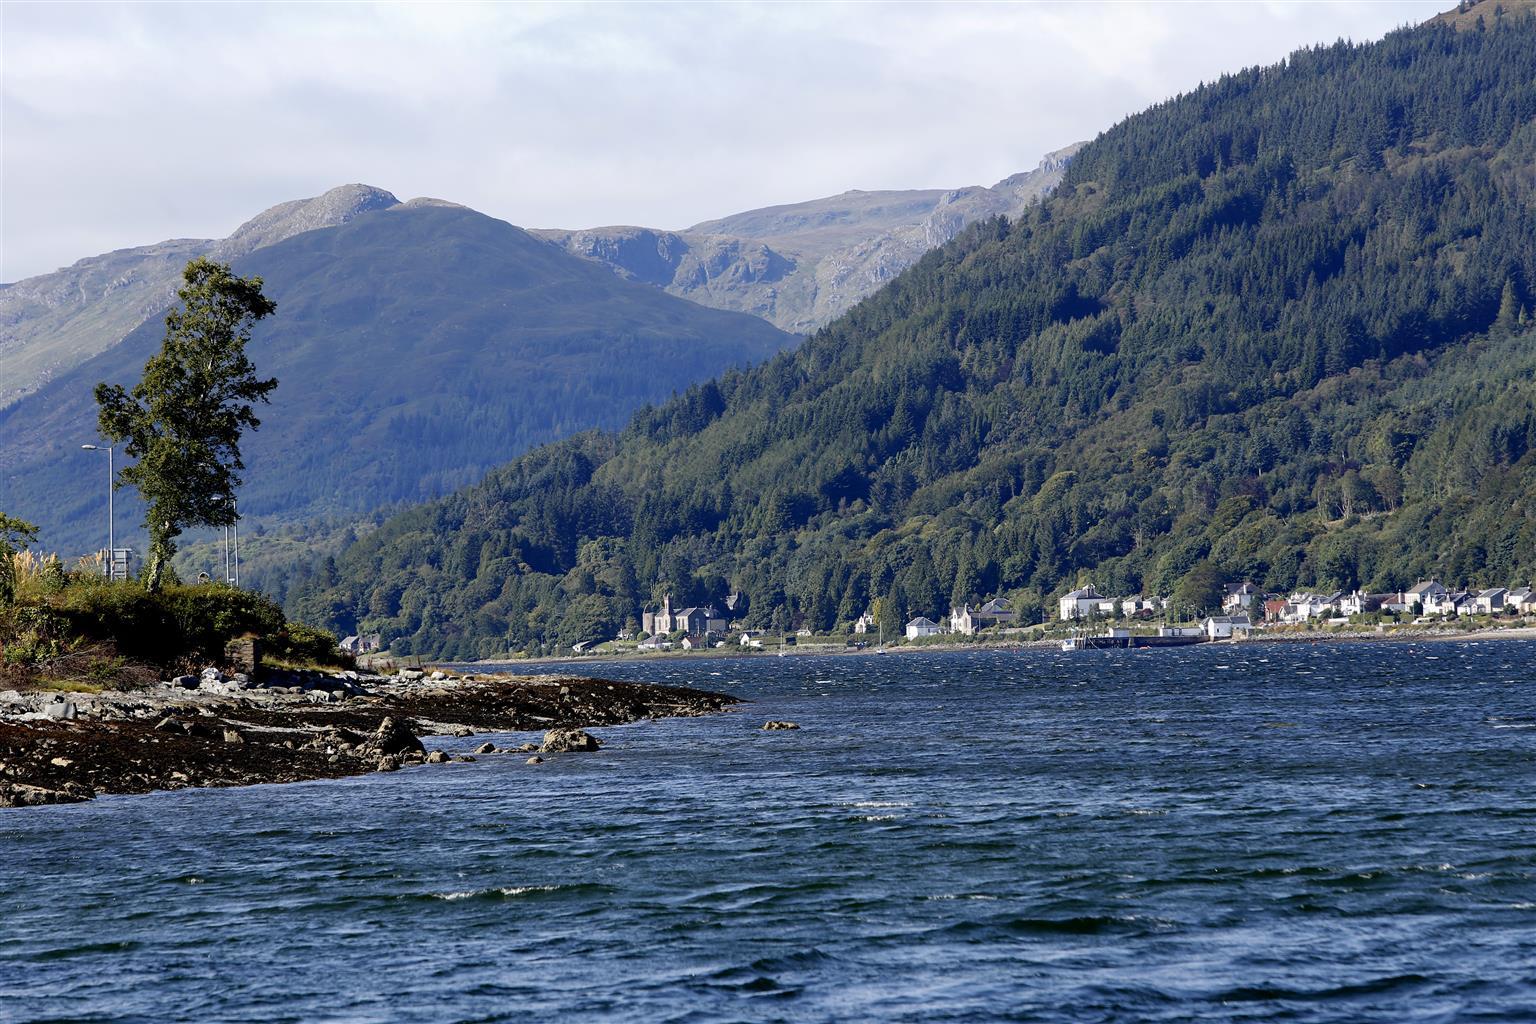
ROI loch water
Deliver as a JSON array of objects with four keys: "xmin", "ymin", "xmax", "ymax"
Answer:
[{"xmin": 3, "ymin": 641, "xmax": 1535, "ymax": 1023}]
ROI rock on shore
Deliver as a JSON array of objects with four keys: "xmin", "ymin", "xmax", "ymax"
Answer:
[{"xmin": 0, "ymin": 672, "xmax": 739, "ymax": 808}]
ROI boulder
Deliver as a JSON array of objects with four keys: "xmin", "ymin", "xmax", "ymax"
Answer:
[
  {"xmin": 526, "ymin": 756, "xmax": 544, "ymax": 765},
  {"xmin": 761, "ymin": 721, "xmax": 801, "ymax": 730},
  {"xmin": 541, "ymin": 728, "xmax": 601, "ymax": 753},
  {"xmin": 222, "ymin": 729, "xmax": 245, "ymax": 745},
  {"xmin": 474, "ymin": 742, "xmax": 497, "ymax": 755},
  {"xmin": 376, "ymin": 755, "xmax": 401, "ymax": 772},
  {"xmin": 170, "ymin": 675, "xmax": 198, "ymax": 689},
  {"xmin": 426, "ymin": 750, "xmax": 450, "ymax": 764},
  {"xmin": 369, "ymin": 717, "xmax": 425, "ymax": 757},
  {"xmin": 43, "ymin": 702, "xmax": 77, "ymax": 721}
]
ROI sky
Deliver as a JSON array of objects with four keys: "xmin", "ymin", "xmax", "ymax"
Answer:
[{"xmin": 3, "ymin": 0, "xmax": 1446, "ymax": 283}]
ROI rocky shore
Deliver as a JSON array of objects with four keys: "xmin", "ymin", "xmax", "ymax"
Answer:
[{"xmin": 0, "ymin": 668, "xmax": 739, "ymax": 808}]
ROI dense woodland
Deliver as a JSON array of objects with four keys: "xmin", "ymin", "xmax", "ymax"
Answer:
[{"xmin": 291, "ymin": 11, "xmax": 1536, "ymax": 658}]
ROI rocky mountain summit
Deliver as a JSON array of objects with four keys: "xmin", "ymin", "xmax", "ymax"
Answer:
[
  {"xmin": 534, "ymin": 144, "xmax": 1082, "ymax": 334},
  {"xmin": 0, "ymin": 184, "xmax": 401, "ymax": 408}
]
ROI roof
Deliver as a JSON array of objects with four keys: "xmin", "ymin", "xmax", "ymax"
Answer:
[
  {"xmin": 907, "ymin": 617, "xmax": 939, "ymax": 627},
  {"xmin": 1407, "ymin": 580, "xmax": 1445, "ymax": 595},
  {"xmin": 1062, "ymin": 587, "xmax": 1102, "ymax": 600},
  {"xmin": 979, "ymin": 599, "xmax": 1012, "ymax": 614},
  {"xmin": 1478, "ymin": 588, "xmax": 1507, "ymax": 598}
]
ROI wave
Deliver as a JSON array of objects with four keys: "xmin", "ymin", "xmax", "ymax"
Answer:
[
  {"xmin": 1215, "ymin": 973, "xmax": 1430, "ymax": 1002},
  {"xmin": 426, "ymin": 884, "xmax": 563, "ymax": 902}
]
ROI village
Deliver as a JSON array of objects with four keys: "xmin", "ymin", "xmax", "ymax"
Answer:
[{"xmin": 607, "ymin": 577, "xmax": 1536, "ymax": 655}]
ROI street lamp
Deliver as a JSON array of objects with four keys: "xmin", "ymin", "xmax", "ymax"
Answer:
[{"xmin": 80, "ymin": 444, "xmax": 114, "ymax": 573}]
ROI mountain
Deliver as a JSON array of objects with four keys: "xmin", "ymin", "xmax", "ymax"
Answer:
[
  {"xmin": 0, "ymin": 201, "xmax": 795, "ymax": 554},
  {"xmin": 0, "ymin": 185, "xmax": 400, "ymax": 409},
  {"xmin": 532, "ymin": 146, "xmax": 1079, "ymax": 334},
  {"xmin": 293, "ymin": 5, "xmax": 1536, "ymax": 659}
]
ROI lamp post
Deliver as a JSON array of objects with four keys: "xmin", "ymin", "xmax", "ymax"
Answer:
[{"xmin": 80, "ymin": 444, "xmax": 114, "ymax": 574}]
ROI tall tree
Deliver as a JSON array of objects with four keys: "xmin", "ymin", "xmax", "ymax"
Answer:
[{"xmin": 95, "ymin": 258, "xmax": 277, "ymax": 591}]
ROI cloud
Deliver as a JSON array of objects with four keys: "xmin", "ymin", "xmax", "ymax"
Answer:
[{"xmin": 1, "ymin": 0, "xmax": 1442, "ymax": 281}]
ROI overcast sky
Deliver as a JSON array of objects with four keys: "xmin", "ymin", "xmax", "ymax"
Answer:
[{"xmin": 3, "ymin": 0, "xmax": 1445, "ymax": 282}]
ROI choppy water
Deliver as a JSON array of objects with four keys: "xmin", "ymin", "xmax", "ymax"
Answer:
[{"xmin": 3, "ymin": 642, "xmax": 1535, "ymax": 1023}]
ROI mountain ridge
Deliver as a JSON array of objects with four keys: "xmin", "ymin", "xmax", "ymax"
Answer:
[
  {"xmin": 532, "ymin": 144, "xmax": 1082, "ymax": 334},
  {"xmin": 0, "ymin": 184, "xmax": 402, "ymax": 409}
]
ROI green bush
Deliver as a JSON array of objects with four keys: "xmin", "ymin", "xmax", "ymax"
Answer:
[{"xmin": 269, "ymin": 621, "xmax": 351, "ymax": 669}]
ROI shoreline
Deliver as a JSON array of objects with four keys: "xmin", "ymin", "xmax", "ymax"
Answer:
[
  {"xmin": 459, "ymin": 623, "xmax": 1536, "ymax": 669},
  {"xmin": 0, "ymin": 671, "xmax": 739, "ymax": 809}
]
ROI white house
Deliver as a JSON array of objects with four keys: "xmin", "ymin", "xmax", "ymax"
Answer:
[
  {"xmin": 949, "ymin": 599, "xmax": 1017, "ymax": 636},
  {"xmin": 637, "ymin": 634, "xmax": 673, "ymax": 651},
  {"xmin": 1284, "ymin": 592, "xmax": 1340, "ymax": 622},
  {"xmin": 853, "ymin": 611, "xmax": 876, "ymax": 635},
  {"xmin": 1059, "ymin": 586, "xmax": 1107, "ymax": 621},
  {"xmin": 1203, "ymin": 614, "xmax": 1253, "ymax": 640},
  {"xmin": 1507, "ymin": 587, "xmax": 1535, "ymax": 614},
  {"xmin": 739, "ymin": 630, "xmax": 767, "ymax": 648},
  {"xmin": 906, "ymin": 616, "xmax": 942, "ymax": 639},
  {"xmin": 1474, "ymin": 588, "xmax": 1509, "ymax": 614},
  {"xmin": 1223, "ymin": 583, "xmax": 1259, "ymax": 613},
  {"xmin": 1404, "ymin": 580, "xmax": 1448, "ymax": 612}
]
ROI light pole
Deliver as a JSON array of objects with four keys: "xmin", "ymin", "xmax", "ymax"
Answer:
[{"xmin": 80, "ymin": 444, "xmax": 114, "ymax": 573}]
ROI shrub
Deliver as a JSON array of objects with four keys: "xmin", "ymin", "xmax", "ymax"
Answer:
[{"xmin": 269, "ymin": 621, "xmax": 352, "ymax": 669}]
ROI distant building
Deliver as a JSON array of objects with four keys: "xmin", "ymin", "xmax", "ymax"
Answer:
[
  {"xmin": 1203, "ymin": 615, "xmax": 1253, "ymax": 640},
  {"xmin": 1059, "ymin": 586, "xmax": 1107, "ymax": 621},
  {"xmin": 724, "ymin": 592, "xmax": 749, "ymax": 618},
  {"xmin": 1223, "ymin": 583, "xmax": 1259, "ymax": 613},
  {"xmin": 853, "ymin": 611, "xmax": 876, "ymax": 635},
  {"xmin": 340, "ymin": 633, "xmax": 382, "ymax": 654},
  {"xmin": 905, "ymin": 616, "xmax": 942, "ymax": 639},
  {"xmin": 1405, "ymin": 580, "xmax": 1448, "ymax": 612},
  {"xmin": 949, "ymin": 598, "xmax": 1017, "ymax": 635},
  {"xmin": 643, "ymin": 594, "xmax": 677, "ymax": 636},
  {"xmin": 1474, "ymin": 588, "xmax": 1509, "ymax": 614}
]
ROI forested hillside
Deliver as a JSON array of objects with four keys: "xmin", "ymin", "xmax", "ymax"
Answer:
[
  {"xmin": 0, "ymin": 203, "xmax": 793, "ymax": 553},
  {"xmin": 295, "ymin": 10, "xmax": 1536, "ymax": 658}
]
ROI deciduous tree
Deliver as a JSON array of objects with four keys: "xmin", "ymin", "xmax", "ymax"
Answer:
[{"xmin": 95, "ymin": 258, "xmax": 277, "ymax": 591}]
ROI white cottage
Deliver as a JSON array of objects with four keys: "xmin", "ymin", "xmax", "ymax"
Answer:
[{"xmin": 905, "ymin": 617, "xmax": 942, "ymax": 639}]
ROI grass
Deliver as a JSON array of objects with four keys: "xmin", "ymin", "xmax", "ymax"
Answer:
[{"xmin": 2, "ymin": 553, "xmax": 349, "ymax": 692}]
